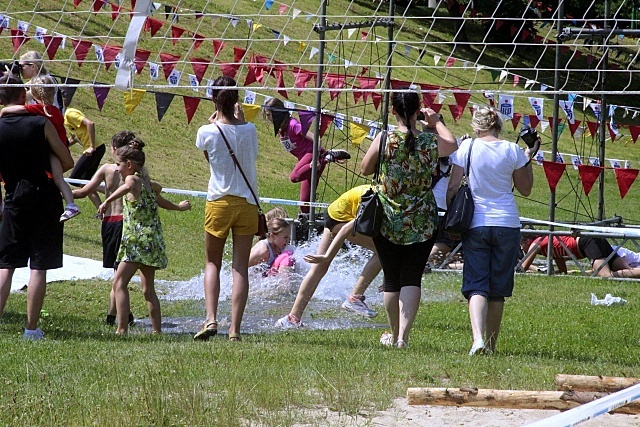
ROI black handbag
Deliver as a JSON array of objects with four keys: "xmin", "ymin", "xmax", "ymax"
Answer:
[
  {"xmin": 353, "ymin": 133, "xmax": 387, "ymax": 238},
  {"xmin": 444, "ymin": 139, "xmax": 475, "ymax": 234}
]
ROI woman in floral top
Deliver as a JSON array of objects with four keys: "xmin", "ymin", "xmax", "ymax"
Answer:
[{"xmin": 361, "ymin": 89, "xmax": 457, "ymax": 348}]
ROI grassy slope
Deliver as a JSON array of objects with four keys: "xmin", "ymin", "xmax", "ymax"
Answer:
[{"xmin": 1, "ymin": 2, "xmax": 640, "ymax": 425}]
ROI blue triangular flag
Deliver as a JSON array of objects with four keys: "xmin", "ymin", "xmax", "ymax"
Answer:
[{"xmin": 265, "ymin": 0, "xmax": 274, "ymax": 10}]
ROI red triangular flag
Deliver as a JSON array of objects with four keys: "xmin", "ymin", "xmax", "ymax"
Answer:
[
  {"xmin": 614, "ymin": 168, "xmax": 639, "ymax": 199},
  {"xmin": 629, "ymin": 125, "xmax": 640, "ymax": 143},
  {"xmin": 212, "ymin": 39, "xmax": 224, "ymax": 56},
  {"xmin": 325, "ymin": 75, "xmax": 345, "ymax": 101},
  {"xmin": 608, "ymin": 123, "xmax": 618, "ymax": 142},
  {"xmin": 192, "ymin": 33, "xmax": 205, "ymax": 51},
  {"xmin": 43, "ymin": 36, "xmax": 63, "ymax": 60},
  {"xmin": 159, "ymin": 53, "xmax": 181, "ymax": 80},
  {"xmin": 577, "ymin": 164, "xmax": 602, "ymax": 196},
  {"xmin": 92, "ymin": 0, "xmax": 105, "ymax": 13},
  {"xmin": 357, "ymin": 76, "xmax": 378, "ymax": 102},
  {"xmin": 219, "ymin": 63, "xmax": 239, "ymax": 79},
  {"xmin": 133, "ymin": 49, "xmax": 151, "ymax": 74},
  {"xmin": 496, "ymin": 20, "xmax": 504, "ymax": 30},
  {"xmin": 74, "ymin": 0, "xmax": 83, "ymax": 7},
  {"xmin": 542, "ymin": 161, "xmax": 566, "ymax": 191},
  {"xmin": 195, "ymin": 11, "xmax": 203, "ymax": 20},
  {"xmin": 276, "ymin": 70, "xmax": 288, "ymax": 99},
  {"xmin": 353, "ymin": 90, "xmax": 363, "ymax": 104},
  {"xmin": 372, "ymin": 92, "xmax": 382, "ymax": 111},
  {"xmin": 361, "ymin": 31, "xmax": 368, "ymax": 41},
  {"xmin": 568, "ymin": 120, "xmax": 581, "ymax": 137},
  {"xmin": 421, "ymin": 91, "xmax": 436, "ymax": 108},
  {"xmin": 171, "ymin": 26, "xmax": 185, "ymax": 45},
  {"xmin": 445, "ymin": 57, "xmax": 456, "ymax": 67},
  {"xmin": 586, "ymin": 121, "xmax": 598, "ymax": 137},
  {"xmin": 447, "ymin": 104, "xmax": 464, "ymax": 122},
  {"xmin": 244, "ymin": 64, "xmax": 258, "ymax": 86},
  {"xmin": 145, "ymin": 17, "xmax": 163, "ymax": 37},
  {"xmin": 10, "ymin": 29, "xmax": 30, "ymax": 53},
  {"xmin": 430, "ymin": 104, "xmax": 443, "ymax": 113},
  {"xmin": 319, "ymin": 114, "xmax": 334, "ymax": 137},
  {"xmin": 510, "ymin": 25, "xmax": 518, "ymax": 37},
  {"xmin": 183, "ymin": 96, "xmax": 201, "ymax": 124},
  {"xmin": 233, "ymin": 47, "xmax": 247, "ymax": 63},
  {"xmin": 71, "ymin": 39, "xmax": 93, "ymax": 66},
  {"xmin": 511, "ymin": 113, "xmax": 522, "ymax": 130},
  {"xmin": 190, "ymin": 57, "xmax": 209, "ymax": 83},
  {"xmin": 294, "ymin": 70, "xmax": 314, "ymax": 95},
  {"xmin": 93, "ymin": 86, "xmax": 110, "ymax": 111},
  {"xmin": 110, "ymin": 3, "xmax": 121, "ymax": 20},
  {"xmin": 101, "ymin": 45, "xmax": 121, "ymax": 70},
  {"xmin": 547, "ymin": 116, "xmax": 562, "ymax": 133},
  {"xmin": 453, "ymin": 91, "xmax": 471, "ymax": 110},
  {"xmin": 528, "ymin": 115, "xmax": 540, "ymax": 129},
  {"xmin": 521, "ymin": 29, "xmax": 531, "ymax": 41}
]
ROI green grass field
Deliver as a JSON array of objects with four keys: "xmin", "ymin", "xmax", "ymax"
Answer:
[{"xmin": 2, "ymin": 2, "xmax": 640, "ymax": 426}]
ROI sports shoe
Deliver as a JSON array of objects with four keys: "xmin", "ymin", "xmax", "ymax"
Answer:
[
  {"xmin": 105, "ymin": 312, "xmax": 135, "ymax": 326},
  {"xmin": 469, "ymin": 339, "xmax": 486, "ymax": 356},
  {"xmin": 23, "ymin": 328, "xmax": 45, "ymax": 341},
  {"xmin": 380, "ymin": 331, "xmax": 395, "ymax": 346},
  {"xmin": 342, "ymin": 295, "xmax": 377, "ymax": 318},
  {"xmin": 193, "ymin": 321, "xmax": 218, "ymax": 341},
  {"xmin": 324, "ymin": 149, "xmax": 351, "ymax": 163},
  {"xmin": 274, "ymin": 314, "xmax": 303, "ymax": 329},
  {"xmin": 60, "ymin": 204, "xmax": 81, "ymax": 222}
]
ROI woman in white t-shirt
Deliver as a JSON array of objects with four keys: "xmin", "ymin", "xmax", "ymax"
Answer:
[
  {"xmin": 194, "ymin": 76, "xmax": 259, "ymax": 343},
  {"xmin": 447, "ymin": 106, "xmax": 539, "ymax": 356}
]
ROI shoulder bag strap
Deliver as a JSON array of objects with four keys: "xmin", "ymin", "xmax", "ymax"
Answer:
[
  {"xmin": 464, "ymin": 138, "xmax": 475, "ymax": 178},
  {"xmin": 372, "ymin": 131, "xmax": 387, "ymax": 183},
  {"xmin": 214, "ymin": 123, "xmax": 262, "ymax": 210}
]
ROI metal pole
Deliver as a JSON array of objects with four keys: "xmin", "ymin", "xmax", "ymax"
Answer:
[
  {"xmin": 309, "ymin": 0, "xmax": 328, "ymax": 232},
  {"xmin": 597, "ymin": 0, "xmax": 610, "ymax": 221},
  {"xmin": 548, "ymin": 0, "xmax": 564, "ymax": 275}
]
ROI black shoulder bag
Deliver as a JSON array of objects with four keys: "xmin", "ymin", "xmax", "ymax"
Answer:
[
  {"xmin": 352, "ymin": 132, "xmax": 387, "ymax": 237},
  {"xmin": 215, "ymin": 124, "xmax": 267, "ymax": 237},
  {"xmin": 444, "ymin": 138, "xmax": 475, "ymax": 235}
]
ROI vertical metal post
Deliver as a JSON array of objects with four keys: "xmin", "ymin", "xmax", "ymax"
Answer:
[
  {"xmin": 309, "ymin": 0, "xmax": 328, "ymax": 231},
  {"xmin": 597, "ymin": 0, "xmax": 609, "ymax": 221},
  {"xmin": 548, "ymin": 0, "xmax": 563, "ymax": 274}
]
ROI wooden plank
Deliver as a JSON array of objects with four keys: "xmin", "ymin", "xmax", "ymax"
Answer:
[{"xmin": 556, "ymin": 374, "xmax": 640, "ymax": 393}]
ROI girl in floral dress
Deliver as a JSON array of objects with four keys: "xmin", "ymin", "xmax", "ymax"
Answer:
[{"xmin": 98, "ymin": 139, "xmax": 168, "ymax": 335}]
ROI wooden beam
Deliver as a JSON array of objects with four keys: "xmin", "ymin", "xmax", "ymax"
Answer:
[
  {"xmin": 406, "ymin": 387, "xmax": 640, "ymax": 414},
  {"xmin": 556, "ymin": 374, "xmax": 640, "ymax": 392}
]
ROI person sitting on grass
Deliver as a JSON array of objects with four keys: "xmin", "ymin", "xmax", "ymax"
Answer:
[
  {"xmin": 520, "ymin": 234, "xmax": 640, "ymax": 278},
  {"xmin": 275, "ymin": 185, "xmax": 381, "ymax": 328}
]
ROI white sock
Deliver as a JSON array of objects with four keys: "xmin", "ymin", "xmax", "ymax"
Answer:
[{"xmin": 66, "ymin": 203, "xmax": 78, "ymax": 209}]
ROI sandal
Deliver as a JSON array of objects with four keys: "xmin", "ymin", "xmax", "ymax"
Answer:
[
  {"xmin": 228, "ymin": 333, "xmax": 241, "ymax": 342},
  {"xmin": 193, "ymin": 321, "xmax": 218, "ymax": 341}
]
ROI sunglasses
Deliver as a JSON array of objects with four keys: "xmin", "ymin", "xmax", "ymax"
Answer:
[{"xmin": 19, "ymin": 63, "xmax": 34, "ymax": 69}]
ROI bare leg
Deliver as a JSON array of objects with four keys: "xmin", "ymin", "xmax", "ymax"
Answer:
[
  {"xmin": 485, "ymin": 300, "xmax": 504, "ymax": 352},
  {"xmin": 0, "ymin": 268, "xmax": 15, "ymax": 318},
  {"xmin": 397, "ymin": 286, "xmax": 421, "ymax": 343},
  {"xmin": 88, "ymin": 192, "xmax": 102, "ymax": 209},
  {"xmin": 139, "ymin": 265, "xmax": 161, "ymax": 333},
  {"xmin": 289, "ymin": 228, "xmax": 335, "ymax": 320},
  {"xmin": 50, "ymin": 154, "xmax": 75, "ymax": 205},
  {"xmin": 383, "ymin": 291, "xmax": 400, "ymax": 342},
  {"xmin": 203, "ymin": 231, "xmax": 226, "ymax": 326},
  {"xmin": 26, "ymin": 270, "xmax": 47, "ymax": 330},
  {"xmin": 108, "ymin": 269, "xmax": 117, "ymax": 317},
  {"xmin": 113, "ymin": 261, "xmax": 139, "ymax": 334},
  {"xmin": 228, "ymin": 233, "xmax": 253, "ymax": 337},
  {"xmin": 468, "ymin": 294, "xmax": 488, "ymax": 348}
]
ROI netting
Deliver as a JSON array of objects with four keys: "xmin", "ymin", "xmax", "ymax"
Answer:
[{"xmin": 2, "ymin": 0, "xmax": 640, "ymax": 222}]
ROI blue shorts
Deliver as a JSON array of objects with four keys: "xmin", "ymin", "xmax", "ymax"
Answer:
[{"xmin": 461, "ymin": 226, "xmax": 520, "ymax": 301}]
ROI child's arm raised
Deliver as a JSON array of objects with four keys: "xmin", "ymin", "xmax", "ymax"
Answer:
[
  {"xmin": 72, "ymin": 164, "xmax": 108, "ymax": 198},
  {"xmin": 304, "ymin": 221, "xmax": 354, "ymax": 264},
  {"xmin": 98, "ymin": 175, "xmax": 137, "ymax": 215},
  {"xmin": 150, "ymin": 181, "xmax": 192, "ymax": 211},
  {"xmin": 0, "ymin": 105, "xmax": 27, "ymax": 117}
]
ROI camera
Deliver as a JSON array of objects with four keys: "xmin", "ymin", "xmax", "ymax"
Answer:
[
  {"xmin": 0, "ymin": 60, "xmax": 20, "ymax": 76},
  {"xmin": 519, "ymin": 125, "xmax": 539, "ymax": 149},
  {"xmin": 417, "ymin": 111, "xmax": 425, "ymax": 121}
]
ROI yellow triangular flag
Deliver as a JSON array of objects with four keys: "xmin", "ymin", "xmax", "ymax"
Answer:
[
  {"xmin": 124, "ymin": 89, "xmax": 146, "ymax": 115},
  {"xmin": 252, "ymin": 23, "xmax": 263, "ymax": 31},
  {"xmin": 298, "ymin": 41, "xmax": 307, "ymax": 52},
  {"xmin": 349, "ymin": 122, "xmax": 369, "ymax": 146},
  {"xmin": 242, "ymin": 103, "xmax": 261, "ymax": 123}
]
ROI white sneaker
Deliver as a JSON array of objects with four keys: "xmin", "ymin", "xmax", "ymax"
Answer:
[
  {"xmin": 469, "ymin": 339, "xmax": 486, "ymax": 356},
  {"xmin": 342, "ymin": 295, "xmax": 377, "ymax": 318},
  {"xmin": 23, "ymin": 328, "xmax": 45, "ymax": 341},
  {"xmin": 324, "ymin": 149, "xmax": 351, "ymax": 163},
  {"xmin": 274, "ymin": 314, "xmax": 303, "ymax": 329}
]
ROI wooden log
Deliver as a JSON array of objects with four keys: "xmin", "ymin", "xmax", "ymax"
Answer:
[
  {"xmin": 406, "ymin": 387, "xmax": 640, "ymax": 414},
  {"xmin": 556, "ymin": 374, "xmax": 640, "ymax": 392}
]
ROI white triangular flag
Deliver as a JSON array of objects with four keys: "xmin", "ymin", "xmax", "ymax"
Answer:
[
  {"xmin": 17, "ymin": 20, "xmax": 29, "ymax": 32},
  {"xmin": 583, "ymin": 96, "xmax": 593, "ymax": 110},
  {"xmin": 167, "ymin": 69, "xmax": 181, "ymax": 86},
  {"xmin": 609, "ymin": 159, "xmax": 622, "ymax": 168},
  {"xmin": 149, "ymin": 62, "xmax": 159, "ymax": 80},
  {"xmin": 344, "ymin": 59, "xmax": 353, "ymax": 68},
  {"xmin": 189, "ymin": 74, "xmax": 199, "ymax": 92},
  {"xmin": 528, "ymin": 97, "xmax": 544, "ymax": 119},
  {"xmin": 94, "ymin": 45, "xmax": 104, "ymax": 63},
  {"xmin": 559, "ymin": 100, "xmax": 575, "ymax": 124},
  {"xmin": 540, "ymin": 84, "xmax": 548, "ymax": 91},
  {"xmin": 334, "ymin": 113, "xmax": 345, "ymax": 130},
  {"xmin": 283, "ymin": 35, "xmax": 290, "ymax": 45},
  {"xmin": 244, "ymin": 90, "xmax": 257, "ymax": 104},
  {"xmin": 498, "ymin": 94, "xmax": 515, "ymax": 119},
  {"xmin": 570, "ymin": 155, "xmax": 582, "ymax": 170},
  {"xmin": 309, "ymin": 47, "xmax": 319, "ymax": 60},
  {"xmin": 292, "ymin": 9, "xmax": 301, "ymax": 19},
  {"xmin": 589, "ymin": 157, "xmax": 600, "ymax": 167},
  {"xmin": 284, "ymin": 101, "xmax": 295, "ymax": 110},
  {"xmin": 231, "ymin": 18, "xmax": 239, "ymax": 27},
  {"xmin": 433, "ymin": 54, "xmax": 441, "ymax": 65},
  {"xmin": 347, "ymin": 28, "xmax": 357, "ymax": 38},
  {"xmin": 525, "ymin": 79, "xmax": 535, "ymax": 89},
  {"xmin": 35, "ymin": 27, "xmax": 47, "ymax": 44},
  {"xmin": 205, "ymin": 79, "xmax": 214, "ymax": 99},
  {"xmin": 540, "ymin": 120, "xmax": 549, "ymax": 133},
  {"xmin": 499, "ymin": 70, "xmax": 508, "ymax": 81}
]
